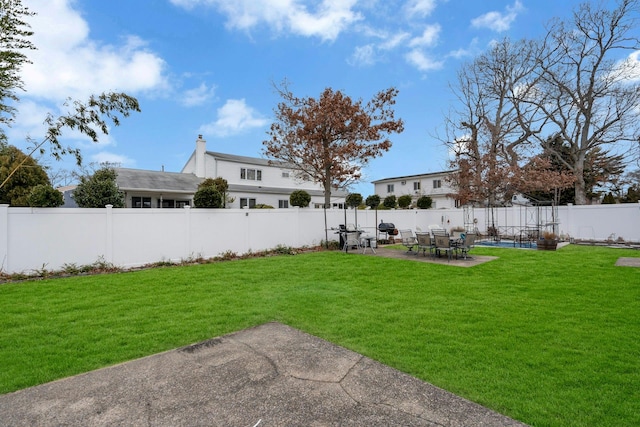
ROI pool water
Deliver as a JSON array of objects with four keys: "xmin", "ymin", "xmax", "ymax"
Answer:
[{"xmin": 476, "ymin": 240, "xmax": 537, "ymax": 249}]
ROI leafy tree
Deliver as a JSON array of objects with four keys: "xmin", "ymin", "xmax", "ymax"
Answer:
[
  {"xmin": 0, "ymin": 0, "xmax": 36, "ymax": 141},
  {"xmin": 73, "ymin": 168, "xmax": 124, "ymax": 208},
  {"xmin": 365, "ymin": 194, "xmax": 380, "ymax": 209},
  {"xmin": 602, "ymin": 192, "xmax": 616, "ymax": 204},
  {"xmin": 263, "ymin": 82, "xmax": 404, "ymax": 209},
  {"xmin": 383, "ymin": 195, "xmax": 396, "ymax": 209},
  {"xmin": 198, "ymin": 177, "xmax": 229, "ymax": 207},
  {"xmin": 0, "ymin": 1, "xmax": 140, "ymax": 190},
  {"xmin": 0, "ymin": 144, "xmax": 49, "ymax": 205},
  {"xmin": 621, "ymin": 169, "xmax": 640, "ymax": 203},
  {"xmin": 398, "ymin": 194, "xmax": 412, "ymax": 209},
  {"xmin": 416, "ymin": 195, "xmax": 433, "ymax": 209},
  {"xmin": 622, "ymin": 185, "xmax": 640, "ymax": 203},
  {"xmin": 345, "ymin": 193, "xmax": 362, "ymax": 209},
  {"xmin": 26, "ymin": 184, "xmax": 63, "ymax": 207},
  {"xmin": 193, "ymin": 180, "xmax": 223, "ymax": 208},
  {"xmin": 289, "ymin": 189, "xmax": 311, "ymax": 207}
]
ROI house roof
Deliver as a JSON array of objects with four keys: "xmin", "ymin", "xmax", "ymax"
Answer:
[
  {"xmin": 115, "ymin": 168, "xmax": 203, "ymax": 193},
  {"xmin": 371, "ymin": 170, "xmax": 456, "ymax": 183},
  {"xmin": 207, "ymin": 151, "xmax": 289, "ymax": 168}
]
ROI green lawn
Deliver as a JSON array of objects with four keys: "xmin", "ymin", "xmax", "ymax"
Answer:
[{"xmin": 1, "ymin": 244, "xmax": 638, "ymax": 426}]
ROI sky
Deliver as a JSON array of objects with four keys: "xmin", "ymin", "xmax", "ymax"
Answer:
[{"xmin": 9, "ymin": 0, "xmax": 635, "ymax": 196}]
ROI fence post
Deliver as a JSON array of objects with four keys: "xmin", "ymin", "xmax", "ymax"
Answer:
[
  {"xmin": 184, "ymin": 205, "xmax": 191, "ymax": 259},
  {"xmin": 0, "ymin": 204, "xmax": 8, "ymax": 273},
  {"xmin": 105, "ymin": 205, "xmax": 114, "ymax": 264}
]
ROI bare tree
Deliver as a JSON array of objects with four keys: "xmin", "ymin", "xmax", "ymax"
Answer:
[
  {"xmin": 443, "ymin": 38, "xmax": 546, "ymax": 206},
  {"xmin": 531, "ymin": 0, "xmax": 640, "ymax": 204}
]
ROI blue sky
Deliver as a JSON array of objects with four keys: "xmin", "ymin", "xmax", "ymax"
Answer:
[{"xmin": 11, "ymin": 0, "xmax": 631, "ymax": 195}]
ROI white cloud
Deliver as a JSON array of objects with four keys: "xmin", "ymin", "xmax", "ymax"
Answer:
[
  {"xmin": 409, "ymin": 24, "xmax": 441, "ymax": 48},
  {"xmin": 22, "ymin": 1, "xmax": 168, "ymax": 102},
  {"xmin": 405, "ymin": 0, "xmax": 438, "ymax": 18},
  {"xmin": 181, "ymin": 83, "xmax": 217, "ymax": 107},
  {"xmin": 348, "ymin": 44, "xmax": 377, "ymax": 66},
  {"xmin": 380, "ymin": 31, "xmax": 411, "ymax": 50},
  {"xmin": 199, "ymin": 99, "xmax": 268, "ymax": 137},
  {"xmin": 448, "ymin": 37, "xmax": 480, "ymax": 59},
  {"xmin": 613, "ymin": 50, "xmax": 640, "ymax": 83},
  {"xmin": 471, "ymin": 0, "xmax": 524, "ymax": 32},
  {"xmin": 90, "ymin": 151, "xmax": 135, "ymax": 167},
  {"xmin": 405, "ymin": 49, "xmax": 444, "ymax": 72},
  {"xmin": 170, "ymin": 0, "xmax": 362, "ymax": 42}
]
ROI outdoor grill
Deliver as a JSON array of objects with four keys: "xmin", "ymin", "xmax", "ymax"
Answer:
[{"xmin": 378, "ymin": 222, "xmax": 398, "ymax": 236}]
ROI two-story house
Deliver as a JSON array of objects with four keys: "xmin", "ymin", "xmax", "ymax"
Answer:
[
  {"xmin": 372, "ymin": 171, "xmax": 458, "ymax": 209},
  {"xmin": 112, "ymin": 136, "xmax": 347, "ymax": 209}
]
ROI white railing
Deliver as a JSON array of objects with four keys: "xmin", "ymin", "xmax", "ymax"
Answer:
[{"xmin": 1, "ymin": 203, "xmax": 639, "ymax": 274}]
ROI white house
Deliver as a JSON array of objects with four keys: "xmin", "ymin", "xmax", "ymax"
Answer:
[
  {"xmin": 372, "ymin": 171, "xmax": 458, "ymax": 209},
  {"xmin": 179, "ymin": 135, "xmax": 348, "ymax": 209},
  {"xmin": 64, "ymin": 136, "xmax": 347, "ymax": 209}
]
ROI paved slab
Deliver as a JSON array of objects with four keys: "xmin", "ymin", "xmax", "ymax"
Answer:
[
  {"xmin": 0, "ymin": 322, "xmax": 527, "ymax": 426},
  {"xmin": 361, "ymin": 247, "xmax": 499, "ymax": 267},
  {"xmin": 615, "ymin": 257, "xmax": 640, "ymax": 267}
]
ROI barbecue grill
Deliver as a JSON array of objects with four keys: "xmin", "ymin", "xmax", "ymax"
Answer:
[{"xmin": 378, "ymin": 222, "xmax": 398, "ymax": 236}]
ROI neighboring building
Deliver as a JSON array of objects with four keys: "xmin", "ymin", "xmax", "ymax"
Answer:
[
  {"xmin": 58, "ymin": 185, "xmax": 78, "ymax": 208},
  {"xmin": 372, "ymin": 171, "xmax": 458, "ymax": 209},
  {"xmin": 181, "ymin": 135, "xmax": 347, "ymax": 209},
  {"xmin": 59, "ymin": 135, "xmax": 348, "ymax": 209},
  {"xmin": 115, "ymin": 168, "xmax": 203, "ymax": 208}
]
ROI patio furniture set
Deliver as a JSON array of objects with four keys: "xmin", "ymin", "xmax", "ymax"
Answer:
[
  {"xmin": 338, "ymin": 224, "xmax": 476, "ymax": 261},
  {"xmin": 400, "ymin": 228, "xmax": 476, "ymax": 261}
]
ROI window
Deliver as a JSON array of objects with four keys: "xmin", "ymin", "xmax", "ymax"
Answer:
[
  {"xmin": 132, "ymin": 196, "xmax": 151, "ymax": 208},
  {"xmin": 433, "ymin": 179, "xmax": 442, "ymax": 189},
  {"xmin": 387, "ymin": 184, "xmax": 394, "ymax": 193},
  {"xmin": 332, "ymin": 202, "xmax": 345, "ymax": 209},
  {"xmin": 176, "ymin": 200, "xmax": 190, "ymax": 208},
  {"xmin": 240, "ymin": 198, "xmax": 256, "ymax": 208},
  {"xmin": 159, "ymin": 199, "xmax": 175, "ymax": 208},
  {"xmin": 240, "ymin": 168, "xmax": 262, "ymax": 181},
  {"xmin": 282, "ymin": 171, "xmax": 289, "ymax": 178},
  {"xmin": 278, "ymin": 200, "xmax": 289, "ymax": 208},
  {"xmin": 413, "ymin": 182, "xmax": 421, "ymax": 191}
]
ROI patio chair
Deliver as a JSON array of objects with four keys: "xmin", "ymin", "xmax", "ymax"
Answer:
[
  {"xmin": 343, "ymin": 231, "xmax": 362, "ymax": 253},
  {"xmin": 433, "ymin": 234, "xmax": 455, "ymax": 261},
  {"xmin": 415, "ymin": 232, "xmax": 433, "ymax": 257},
  {"xmin": 457, "ymin": 233, "xmax": 476, "ymax": 259},
  {"xmin": 399, "ymin": 229, "xmax": 417, "ymax": 253}
]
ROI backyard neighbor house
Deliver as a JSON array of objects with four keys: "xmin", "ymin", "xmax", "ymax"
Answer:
[
  {"xmin": 87, "ymin": 136, "xmax": 347, "ymax": 209},
  {"xmin": 181, "ymin": 136, "xmax": 347, "ymax": 209},
  {"xmin": 372, "ymin": 171, "xmax": 458, "ymax": 209}
]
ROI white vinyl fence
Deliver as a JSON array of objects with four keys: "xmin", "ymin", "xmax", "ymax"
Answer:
[{"xmin": 1, "ymin": 203, "xmax": 639, "ymax": 274}]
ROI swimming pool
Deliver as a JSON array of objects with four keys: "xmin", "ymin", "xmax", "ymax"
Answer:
[{"xmin": 476, "ymin": 240, "xmax": 537, "ymax": 249}]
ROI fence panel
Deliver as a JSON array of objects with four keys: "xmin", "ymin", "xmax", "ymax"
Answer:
[{"xmin": 1, "ymin": 203, "xmax": 639, "ymax": 274}]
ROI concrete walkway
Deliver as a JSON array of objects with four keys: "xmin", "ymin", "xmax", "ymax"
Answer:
[{"xmin": 0, "ymin": 322, "xmax": 528, "ymax": 426}]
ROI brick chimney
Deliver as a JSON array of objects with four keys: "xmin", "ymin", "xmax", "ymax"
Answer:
[{"xmin": 195, "ymin": 135, "xmax": 206, "ymax": 178}]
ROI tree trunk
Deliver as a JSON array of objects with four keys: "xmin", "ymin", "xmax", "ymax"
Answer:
[{"xmin": 574, "ymin": 162, "xmax": 587, "ymax": 205}]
